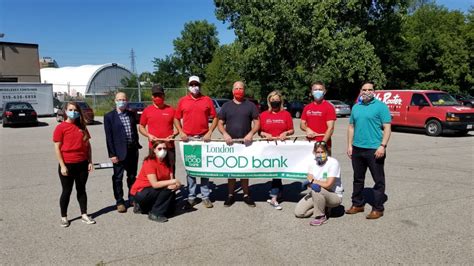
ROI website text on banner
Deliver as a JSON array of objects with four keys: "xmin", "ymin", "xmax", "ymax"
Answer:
[{"xmin": 179, "ymin": 141, "xmax": 314, "ymax": 180}]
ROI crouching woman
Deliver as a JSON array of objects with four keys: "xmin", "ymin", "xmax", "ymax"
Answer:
[
  {"xmin": 130, "ymin": 141, "xmax": 181, "ymax": 223},
  {"xmin": 295, "ymin": 142, "xmax": 343, "ymax": 226}
]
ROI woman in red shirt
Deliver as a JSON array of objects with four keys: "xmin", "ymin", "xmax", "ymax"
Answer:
[
  {"xmin": 53, "ymin": 102, "xmax": 95, "ymax": 227},
  {"xmin": 130, "ymin": 141, "xmax": 181, "ymax": 223},
  {"xmin": 259, "ymin": 91, "xmax": 294, "ymax": 210}
]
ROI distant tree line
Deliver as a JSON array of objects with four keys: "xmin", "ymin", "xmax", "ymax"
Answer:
[{"xmin": 141, "ymin": 0, "xmax": 473, "ymax": 102}]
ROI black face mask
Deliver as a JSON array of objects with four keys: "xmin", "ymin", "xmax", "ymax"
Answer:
[{"xmin": 270, "ymin": 101, "xmax": 281, "ymax": 108}]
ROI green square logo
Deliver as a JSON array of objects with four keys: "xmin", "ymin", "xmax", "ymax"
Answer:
[{"xmin": 184, "ymin": 145, "xmax": 202, "ymax": 167}]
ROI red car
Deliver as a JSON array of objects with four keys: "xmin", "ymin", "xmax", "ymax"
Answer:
[
  {"xmin": 56, "ymin": 101, "xmax": 95, "ymax": 124},
  {"xmin": 246, "ymin": 98, "xmax": 261, "ymax": 112}
]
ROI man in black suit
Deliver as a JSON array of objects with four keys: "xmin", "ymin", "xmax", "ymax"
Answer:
[{"xmin": 104, "ymin": 92, "xmax": 141, "ymax": 213}]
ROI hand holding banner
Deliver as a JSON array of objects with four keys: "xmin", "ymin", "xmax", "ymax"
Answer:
[{"xmin": 179, "ymin": 141, "xmax": 314, "ymax": 180}]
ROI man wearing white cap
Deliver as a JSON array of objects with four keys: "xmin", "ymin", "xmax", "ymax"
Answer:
[{"xmin": 174, "ymin": 75, "xmax": 218, "ymax": 208}]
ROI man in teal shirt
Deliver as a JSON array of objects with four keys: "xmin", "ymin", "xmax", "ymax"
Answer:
[{"xmin": 346, "ymin": 81, "xmax": 391, "ymax": 219}]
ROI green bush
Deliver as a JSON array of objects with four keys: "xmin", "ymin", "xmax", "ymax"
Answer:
[{"xmin": 410, "ymin": 82, "xmax": 460, "ymax": 94}]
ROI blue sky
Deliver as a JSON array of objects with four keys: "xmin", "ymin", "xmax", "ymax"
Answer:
[{"xmin": 1, "ymin": 0, "xmax": 472, "ymax": 73}]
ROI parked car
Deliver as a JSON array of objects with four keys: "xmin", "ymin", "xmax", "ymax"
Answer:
[
  {"xmin": 56, "ymin": 101, "xmax": 95, "ymax": 124},
  {"xmin": 259, "ymin": 100, "xmax": 305, "ymax": 118},
  {"xmin": 327, "ymin": 100, "xmax": 351, "ymax": 117},
  {"xmin": 2, "ymin": 101, "xmax": 38, "ymax": 127},
  {"xmin": 246, "ymin": 98, "xmax": 261, "ymax": 112},
  {"xmin": 211, "ymin": 98, "xmax": 230, "ymax": 121},
  {"xmin": 374, "ymin": 90, "xmax": 473, "ymax": 136},
  {"xmin": 126, "ymin": 102, "xmax": 146, "ymax": 121},
  {"xmin": 285, "ymin": 101, "xmax": 305, "ymax": 118},
  {"xmin": 452, "ymin": 94, "xmax": 474, "ymax": 108}
]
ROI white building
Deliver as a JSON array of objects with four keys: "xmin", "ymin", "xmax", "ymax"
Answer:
[{"xmin": 40, "ymin": 63, "xmax": 132, "ymax": 96}]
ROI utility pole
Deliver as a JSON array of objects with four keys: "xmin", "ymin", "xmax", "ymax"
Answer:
[{"xmin": 130, "ymin": 49, "xmax": 141, "ymax": 102}]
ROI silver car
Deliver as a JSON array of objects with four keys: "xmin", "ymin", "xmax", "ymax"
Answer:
[
  {"xmin": 327, "ymin": 100, "xmax": 351, "ymax": 117},
  {"xmin": 211, "ymin": 98, "xmax": 230, "ymax": 121}
]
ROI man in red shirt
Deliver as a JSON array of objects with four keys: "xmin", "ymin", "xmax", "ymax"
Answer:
[
  {"xmin": 300, "ymin": 81, "xmax": 337, "ymax": 151},
  {"xmin": 139, "ymin": 85, "xmax": 178, "ymax": 172},
  {"xmin": 174, "ymin": 75, "xmax": 218, "ymax": 208}
]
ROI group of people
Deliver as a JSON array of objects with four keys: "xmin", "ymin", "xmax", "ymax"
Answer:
[{"xmin": 52, "ymin": 76, "xmax": 391, "ymax": 227}]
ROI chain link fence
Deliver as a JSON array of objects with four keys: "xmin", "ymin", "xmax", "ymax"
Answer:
[{"xmin": 84, "ymin": 87, "xmax": 188, "ymax": 116}]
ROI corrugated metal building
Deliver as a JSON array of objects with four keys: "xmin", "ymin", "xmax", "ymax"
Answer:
[{"xmin": 40, "ymin": 63, "xmax": 132, "ymax": 96}]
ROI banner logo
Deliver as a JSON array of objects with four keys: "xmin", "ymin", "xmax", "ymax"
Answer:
[{"xmin": 184, "ymin": 144, "xmax": 202, "ymax": 167}]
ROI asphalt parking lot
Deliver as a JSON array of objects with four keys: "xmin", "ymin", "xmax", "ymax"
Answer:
[{"xmin": 1, "ymin": 116, "xmax": 473, "ymax": 264}]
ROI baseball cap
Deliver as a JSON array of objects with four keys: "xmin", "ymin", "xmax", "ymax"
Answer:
[
  {"xmin": 188, "ymin": 76, "xmax": 200, "ymax": 85},
  {"xmin": 151, "ymin": 85, "xmax": 164, "ymax": 95}
]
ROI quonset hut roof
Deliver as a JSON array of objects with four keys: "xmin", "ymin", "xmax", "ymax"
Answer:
[{"xmin": 40, "ymin": 63, "xmax": 132, "ymax": 96}]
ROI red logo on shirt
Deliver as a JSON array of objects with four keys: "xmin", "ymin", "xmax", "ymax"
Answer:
[{"xmin": 306, "ymin": 110, "xmax": 322, "ymax": 116}]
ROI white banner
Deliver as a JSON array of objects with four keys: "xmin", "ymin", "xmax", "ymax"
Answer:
[{"xmin": 179, "ymin": 141, "xmax": 314, "ymax": 180}]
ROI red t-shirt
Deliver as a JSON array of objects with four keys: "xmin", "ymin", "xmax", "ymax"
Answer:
[
  {"xmin": 130, "ymin": 158, "xmax": 172, "ymax": 196},
  {"xmin": 301, "ymin": 100, "xmax": 337, "ymax": 141},
  {"xmin": 140, "ymin": 104, "xmax": 175, "ymax": 148},
  {"xmin": 175, "ymin": 94, "xmax": 216, "ymax": 135},
  {"xmin": 259, "ymin": 110, "xmax": 294, "ymax": 137},
  {"xmin": 53, "ymin": 122, "xmax": 90, "ymax": 163}
]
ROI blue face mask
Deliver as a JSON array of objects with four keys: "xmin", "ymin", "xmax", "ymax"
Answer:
[
  {"xmin": 115, "ymin": 100, "xmax": 127, "ymax": 109},
  {"xmin": 66, "ymin": 111, "xmax": 80, "ymax": 120},
  {"xmin": 312, "ymin": 90, "xmax": 324, "ymax": 100}
]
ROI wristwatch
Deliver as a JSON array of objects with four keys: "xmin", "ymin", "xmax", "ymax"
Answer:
[{"xmin": 380, "ymin": 144, "xmax": 387, "ymax": 148}]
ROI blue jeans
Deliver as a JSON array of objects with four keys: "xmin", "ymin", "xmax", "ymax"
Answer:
[
  {"xmin": 269, "ymin": 179, "xmax": 283, "ymax": 198},
  {"xmin": 187, "ymin": 175, "xmax": 210, "ymax": 200}
]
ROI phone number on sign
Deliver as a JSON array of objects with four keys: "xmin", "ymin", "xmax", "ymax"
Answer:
[{"xmin": 2, "ymin": 95, "xmax": 37, "ymax": 100}]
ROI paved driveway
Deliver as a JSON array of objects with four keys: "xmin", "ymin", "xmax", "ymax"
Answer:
[{"xmin": 1, "ymin": 117, "xmax": 473, "ymax": 264}]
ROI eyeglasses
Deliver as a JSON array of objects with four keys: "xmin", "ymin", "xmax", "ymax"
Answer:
[
  {"xmin": 156, "ymin": 147, "xmax": 167, "ymax": 151},
  {"xmin": 152, "ymin": 93, "xmax": 164, "ymax": 97},
  {"xmin": 315, "ymin": 141, "xmax": 327, "ymax": 146}
]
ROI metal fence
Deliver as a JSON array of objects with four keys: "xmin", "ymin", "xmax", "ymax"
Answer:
[{"xmin": 85, "ymin": 87, "xmax": 187, "ymax": 116}]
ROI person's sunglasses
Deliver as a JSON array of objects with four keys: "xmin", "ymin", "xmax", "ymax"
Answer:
[{"xmin": 315, "ymin": 141, "xmax": 327, "ymax": 146}]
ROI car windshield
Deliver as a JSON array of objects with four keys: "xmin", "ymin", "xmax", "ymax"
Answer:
[
  {"xmin": 77, "ymin": 102, "xmax": 90, "ymax": 109},
  {"xmin": 216, "ymin": 99, "xmax": 229, "ymax": 106},
  {"xmin": 426, "ymin": 93, "xmax": 460, "ymax": 106},
  {"xmin": 7, "ymin": 103, "xmax": 33, "ymax": 110},
  {"xmin": 128, "ymin": 103, "xmax": 144, "ymax": 108},
  {"xmin": 329, "ymin": 100, "xmax": 344, "ymax": 105}
]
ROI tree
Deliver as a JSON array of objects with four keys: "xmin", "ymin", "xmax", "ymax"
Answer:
[
  {"xmin": 151, "ymin": 55, "xmax": 184, "ymax": 88},
  {"xmin": 121, "ymin": 74, "xmax": 138, "ymax": 87},
  {"xmin": 214, "ymin": 0, "xmax": 396, "ymax": 101},
  {"xmin": 204, "ymin": 42, "xmax": 244, "ymax": 98},
  {"xmin": 401, "ymin": 4, "xmax": 472, "ymax": 93},
  {"xmin": 173, "ymin": 20, "xmax": 219, "ymax": 81}
]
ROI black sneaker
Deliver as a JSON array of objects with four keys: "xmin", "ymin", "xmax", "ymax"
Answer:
[
  {"xmin": 243, "ymin": 196, "xmax": 256, "ymax": 207},
  {"xmin": 224, "ymin": 196, "xmax": 235, "ymax": 207},
  {"xmin": 133, "ymin": 202, "xmax": 142, "ymax": 214},
  {"xmin": 148, "ymin": 213, "xmax": 168, "ymax": 223}
]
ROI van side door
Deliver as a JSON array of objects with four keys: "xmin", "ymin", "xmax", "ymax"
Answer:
[{"xmin": 406, "ymin": 93, "xmax": 431, "ymax": 127}]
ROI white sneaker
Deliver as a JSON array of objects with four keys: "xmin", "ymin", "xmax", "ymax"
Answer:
[
  {"xmin": 81, "ymin": 215, "xmax": 96, "ymax": 224},
  {"xmin": 60, "ymin": 217, "xmax": 70, "ymax": 227},
  {"xmin": 267, "ymin": 199, "xmax": 282, "ymax": 210}
]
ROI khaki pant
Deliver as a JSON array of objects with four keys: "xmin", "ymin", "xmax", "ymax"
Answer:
[{"xmin": 294, "ymin": 188, "xmax": 342, "ymax": 218}]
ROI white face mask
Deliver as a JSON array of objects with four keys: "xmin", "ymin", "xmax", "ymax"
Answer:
[
  {"xmin": 188, "ymin": 85, "xmax": 200, "ymax": 94},
  {"xmin": 155, "ymin": 148, "xmax": 167, "ymax": 159}
]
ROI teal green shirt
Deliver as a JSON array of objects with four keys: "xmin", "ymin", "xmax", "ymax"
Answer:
[{"xmin": 349, "ymin": 99, "xmax": 391, "ymax": 149}]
